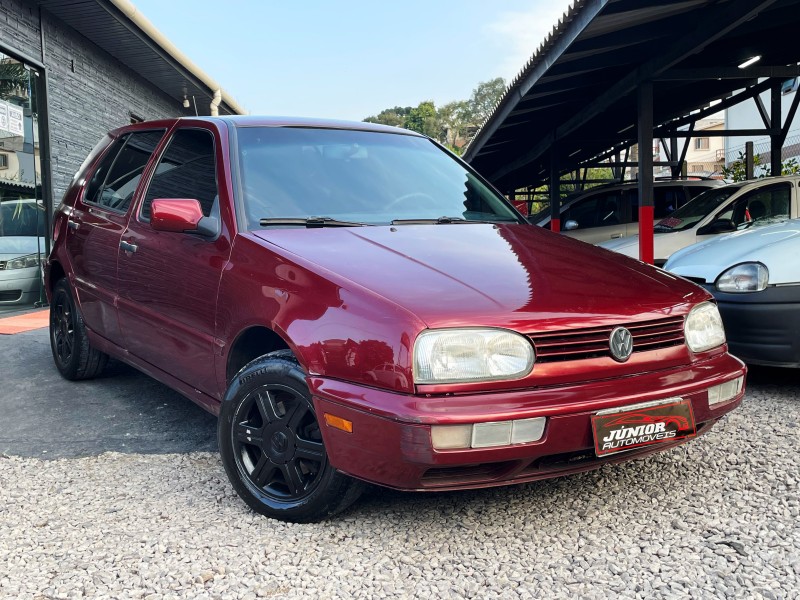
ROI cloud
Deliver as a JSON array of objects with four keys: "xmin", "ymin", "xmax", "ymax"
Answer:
[{"xmin": 487, "ymin": 1, "xmax": 574, "ymax": 82}]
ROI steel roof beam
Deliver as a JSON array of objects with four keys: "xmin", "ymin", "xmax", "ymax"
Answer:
[{"xmin": 487, "ymin": 0, "xmax": 779, "ymax": 183}]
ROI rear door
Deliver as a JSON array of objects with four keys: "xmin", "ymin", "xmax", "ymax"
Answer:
[
  {"xmin": 63, "ymin": 129, "xmax": 165, "ymax": 343},
  {"xmin": 626, "ymin": 185, "xmax": 686, "ymax": 237},
  {"xmin": 116, "ymin": 124, "xmax": 234, "ymax": 397}
]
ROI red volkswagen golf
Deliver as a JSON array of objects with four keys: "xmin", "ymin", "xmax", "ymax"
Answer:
[{"xmin": 46, "ymin": 117, "xmax": 745, "ymax": 522}]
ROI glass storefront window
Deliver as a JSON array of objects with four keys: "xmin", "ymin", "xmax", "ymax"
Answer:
[{"xmin": 0, "ymin": 52, "xmax": 46, "ymax": 311}]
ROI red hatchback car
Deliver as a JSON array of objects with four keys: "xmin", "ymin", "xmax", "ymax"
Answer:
[{"xmin": 46, "ymin": 117, "xmax": 746, "ymax": 522}]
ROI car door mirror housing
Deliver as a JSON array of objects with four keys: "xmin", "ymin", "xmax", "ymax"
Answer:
[
  {"xmin": 150, "ymin": 198, "xmax": 219, "ymax": 238},
  {"xmin": 697, "ymin": 218, "xmax": 736, "ymax": 236},
  {"xmin": 564, "ymin": 219, "xmax": 579, "ymax": 231}
]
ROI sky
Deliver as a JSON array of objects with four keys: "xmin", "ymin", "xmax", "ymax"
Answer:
[{"xmin": 130, "ymin": 0, "xmax": 573, "ymax": 121}]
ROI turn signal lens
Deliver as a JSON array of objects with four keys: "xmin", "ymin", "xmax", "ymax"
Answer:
[{"xmin": 323, "ymin": 413, "xmax": 353, "ymax": 433}]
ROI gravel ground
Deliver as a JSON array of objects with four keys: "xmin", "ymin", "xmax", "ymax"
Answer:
[{"xmin": 1, "ymin": 373, "xmax": 798, "ymax": 599}]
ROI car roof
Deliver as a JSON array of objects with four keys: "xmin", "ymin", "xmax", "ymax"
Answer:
[{"xmin": 110, "ymin": 116, "xmax": 422, "ymax": 138}]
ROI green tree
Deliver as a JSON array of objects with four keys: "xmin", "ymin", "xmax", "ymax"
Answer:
[
  {"xmin": 437, "ymin": 100, "xmax": 470, "ymax": 149},
  {"xmin": 403, "ymin": 100, "xmax": 439, "ymax": 138},
  {"xmin": 721, "ymin": 151, "xmax": 800, "ymax": 181},
  {"xmin": 466, "ymin": 77, "xmax": 507, "ymax": 126},
  {"xmin": 364, "ymin": 106, "xmax": 412, "ymax": 128}
]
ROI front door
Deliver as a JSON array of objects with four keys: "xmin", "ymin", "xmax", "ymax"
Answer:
[{"xmin": 116, "ymin": 126, "xmax": 233, "ymax": 397}]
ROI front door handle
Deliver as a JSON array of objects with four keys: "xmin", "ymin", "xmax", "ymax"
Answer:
[
  {"xmin": 119, "ymin": 240, "xmax": 138, "ymax": 253},
  {"xmin": 610, "ymin": 233, "xmax": 623, "ymax": 239}
]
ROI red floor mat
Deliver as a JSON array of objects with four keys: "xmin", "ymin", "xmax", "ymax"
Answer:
[{"xmin": 0, "ymin": 309, "xmax": 49, "ymax": 334}]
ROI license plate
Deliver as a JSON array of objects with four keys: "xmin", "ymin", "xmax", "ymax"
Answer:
[{"xmin": 591, "ymin": 398, "xmax": 696, "ymax": 457}]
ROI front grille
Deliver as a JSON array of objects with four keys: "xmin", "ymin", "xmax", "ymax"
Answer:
[
  {"xmin": 0, "ymin": 290, "xmax": 22, "ymax": 302},
  {"xmin": 0, "ymin": 261, "xmax": 5, "ymax": 270},
  {"xmin": 528, "ymin": 316, "xmax": 685, "ymax": 363}
]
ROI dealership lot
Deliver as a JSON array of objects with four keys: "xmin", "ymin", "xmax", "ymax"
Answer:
[{"xmin": 0, "ymin": 329, "xmax": 797, "ymax": 599}]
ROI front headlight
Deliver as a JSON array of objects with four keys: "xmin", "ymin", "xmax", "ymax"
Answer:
[
  {"xmin": 684, "ymin": 302, "xmax": 726, "ymax": 353},
  {"xmin": 715, "ymin": 262, "xmax": 768, "ymax": 293},
  {"xmin": 414, "ymin": 328, "xmax": 535, "ymax": 384},
  {"xmin": 6, "ymin": 253, "xmax": 41, "ymax": 270}
]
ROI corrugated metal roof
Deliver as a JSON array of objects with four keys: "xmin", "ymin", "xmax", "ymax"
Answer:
[{"xmin": 465, "ymin": 0, "xmax": 800, "ymax": 192}]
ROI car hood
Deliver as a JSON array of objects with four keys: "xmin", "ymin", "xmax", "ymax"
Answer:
[
  {"xmin": 665, "ymin": 219, "xmax": 800, "ymax": 285},
  {"xmin": 253, "ymin": 224, "xmax": 707, "ymax": 329},
  {"xmin": 0, "ymin": 236, "xmax": 44, "ymax": 261}
]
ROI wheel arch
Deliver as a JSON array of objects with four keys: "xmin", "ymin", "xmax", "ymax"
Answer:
[{"xmin": 226, "ymin": 325, "xmax": 293, "ymax": 384}]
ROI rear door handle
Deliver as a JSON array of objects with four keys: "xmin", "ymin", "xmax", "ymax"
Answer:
[
  {"xmin": 611, "ymin": 233, "xmax": 623, "ymax": 239},
  {"xmin": 67, "ymin": 220, "xmax": 79, "ymax": 231},
  {"xmin": 119, "ymin": 240, "xmax": 138, "ymax": 253}
]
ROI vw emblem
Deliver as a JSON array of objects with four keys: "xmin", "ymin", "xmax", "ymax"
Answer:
[{"xmin": 609, "ymin": 327, "xmax": 633, "ymax": 362}]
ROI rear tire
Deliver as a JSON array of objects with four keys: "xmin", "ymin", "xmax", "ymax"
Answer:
[
  {"xmin": 49, "ymin": 279, "xmax": 108, "ymax": 380},
  {"xmin": 219, "ymin": 351, "xmax": 363, "ymax": 522}
]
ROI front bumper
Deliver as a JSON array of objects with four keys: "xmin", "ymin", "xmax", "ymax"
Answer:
[
  {"xmin": 0, "ymin": 267, "xmax": 42, "ymax": 306},
  {"xmin": 310, "ymin": 352, "xmax": 746, "ymax": 491},
  {"xmin": 706, "ymin": 284, "xmax": 800, "ymax": 368}
]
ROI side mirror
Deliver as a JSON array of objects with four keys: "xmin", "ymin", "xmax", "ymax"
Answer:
[
  {"xmin": 697, "ymin": 218, "xmax": 735, "ymax": 236},
  {"xmin": 150, "ymin": 199, "xmax": 219, "ymax": 238},
  {"xmin": 563, "ymin": 219, "xmax": 579, "ymax": 231}
]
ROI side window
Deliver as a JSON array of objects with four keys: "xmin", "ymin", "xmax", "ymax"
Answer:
[
  {"xmin": 562, "ymin": 194, "xmax": 601, "ymax": 229},
  {"xmin": 716, "ymin": 183, "xmax": 792, "ymax": 226},
  {"xmin": 83, "ymin": 136, "xmax": 127, "ymax": 206},
  {"xmin": 563, "ymin": 192, "xmax": 623, "ymax": 229},
  {"xmin": 653, "ymin": 187, "xmax": 683, "ymax": 219},
  {"xmin": 141, "ymin": 128, "xmax": 218, "ymax": 221},
  {"xmin": 83, "ymin": 130, "xmax": 165, "ymax": 212}
]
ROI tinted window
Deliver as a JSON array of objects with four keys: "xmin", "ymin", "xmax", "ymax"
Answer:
[
  {"xmin": 236, "ymin": 127, "xmax": 520, "ymax": 228},
  {"xmin": 562, "ymin": 191, "xmax": 624, "ymax": 229},
  {"xmin": 141, "ymin": 129, "xmax": 218, "ymax": 221},
  {"xmin": 83, "ymin": 137, "xmax": 127, "ymax": 206},
  {"xmin": 83, "ymin": 131, "xmax": 164, "ymax": 211},
  {"xmin": 716, "ymin": 183, "xmax": 791, "ymax": 227},
  {"xmin": 0, "ymin": 199, "xmax": 45, "ymax": 237}
]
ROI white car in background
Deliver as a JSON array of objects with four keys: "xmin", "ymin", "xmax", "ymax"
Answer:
[
  {"xmin": 664, "ymin": 218, "xmax": 800, "ymax": 368},
  {"xmin": 599, "ymin": 176, "xmax": 800, "ymax": 265},
  {"xmin": 530, "ymin": 179, "xmax": 723, "ymax": 245}
]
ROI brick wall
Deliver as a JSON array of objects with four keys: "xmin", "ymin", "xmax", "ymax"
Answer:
[{"xmin": 0, "ymin": 0, "xmax": 182, "ymax": 203}]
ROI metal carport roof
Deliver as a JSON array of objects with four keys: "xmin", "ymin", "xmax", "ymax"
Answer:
[{"xmin": 464, "ymin": 0, "xmax": 800, "ymax": 193}]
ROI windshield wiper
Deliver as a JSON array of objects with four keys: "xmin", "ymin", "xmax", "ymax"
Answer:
[
  {"xmin": 259, "ymin": 217, "xmax": 369, "ymax": 228},
  {"xmin": 390, "ymin": 216, "xmax": 504, "ymax": 225}
]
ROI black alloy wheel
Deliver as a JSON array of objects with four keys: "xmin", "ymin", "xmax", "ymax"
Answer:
[
  {"xmin": 219, "ymin": 351, "xmax": 363, "ymax": 522},
  {"xmin": 51, "ymin": 286, "xmax": 75, "ymax": 368},
  {"xmin": 233, "ymin": 382, "xmax": 327, "ymax": 501},
  {"xmin": 49, "ymin": 279, "xmax": 108, "ymax": 380}
]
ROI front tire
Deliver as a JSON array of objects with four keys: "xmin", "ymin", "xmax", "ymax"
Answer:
[
  {"xmin": 218, "ymin": 352, "xmax": 363, "ymax": 522},
  {"xmin": 49, "ymin": 278, "xmax": 108, "ymax": 380}
]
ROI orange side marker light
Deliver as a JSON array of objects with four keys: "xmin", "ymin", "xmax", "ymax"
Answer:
[{"xmin": 324, "ymin": 413, "xmax": 353, "ymax": 433}]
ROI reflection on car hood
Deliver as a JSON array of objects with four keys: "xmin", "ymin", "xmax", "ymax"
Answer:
[
  {"xmin": 253, "ymin": 224, "xmax": 707, "ymax": 329},
  {"xmin": 665, "ymin": 219, "xmax": 800, "ymax": 285},
  {"xmin": 0, "ymin": 236, "xmax": 44, "ymax": 260}
]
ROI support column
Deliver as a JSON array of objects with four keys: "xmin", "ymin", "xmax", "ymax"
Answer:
[
  {"xmin": 670, "ymin": 137, "xmax": 679, "ymax": 178},
  {"xmin": 638, "ymin": 82, "xmax": 654, "ymax": 265},
  {"xmin": 771, "ymin": 82, "xmax": 782, "ymax": 176},
  {"xmin": 745, "ymin": 141, "xmax": 754, "ymax": 180},
  {"xmin": 550, "ymin": 147, "xmax": 560, "ymax": 232}
]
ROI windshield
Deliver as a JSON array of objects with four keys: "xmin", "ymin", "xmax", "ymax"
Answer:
[
  {"xmin": 654, "ymin": 185, "xmax": 741, "ymax": 232},
  {"xmin": 236, "ymin": 127, "xmax": 522, "ymax": 229},
  {"xmin": 0, "ymin": 199, "xmax": 46, "ymax": 238}
]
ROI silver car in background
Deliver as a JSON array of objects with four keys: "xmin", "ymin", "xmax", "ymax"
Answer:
[{"xmin": 0, "ymin": 198, "xmax": 46, "ymax": 308}]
